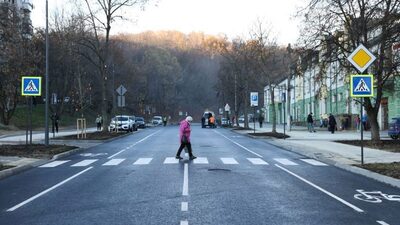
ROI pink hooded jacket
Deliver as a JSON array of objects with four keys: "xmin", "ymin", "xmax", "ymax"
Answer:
[{"xmin": 179, "ymin": 119, "xmax": 191, "ymax": 143}]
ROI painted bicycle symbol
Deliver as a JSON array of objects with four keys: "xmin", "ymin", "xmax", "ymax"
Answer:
[{"xmin": 354, "ymin": 189, "xmax": 400, "ymax": 203}]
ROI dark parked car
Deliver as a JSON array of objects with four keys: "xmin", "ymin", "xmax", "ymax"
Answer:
[
  {"xmin": 388, "ymin": 117, "xmax": 400, "ymax": 139},
  {"xmin": 135, "ymin": 117, "xmax": 146, "ymax": 128}
]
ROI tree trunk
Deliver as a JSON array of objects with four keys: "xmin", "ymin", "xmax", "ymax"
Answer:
[
  {"xmin": 367, "ymin": 108, "xmax": 380, "ymax": 142},
  {"xmin": 101, "ymin": 67, "xmax": 108, "ymax": 132}
]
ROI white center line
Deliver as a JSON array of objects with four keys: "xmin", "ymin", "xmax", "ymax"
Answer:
[
  {"xmin": 377, "ymin": 221, "xmax": 390, "ymax": 225},
  {"xmin": 213, "ymin": 130, "xmax": 262, "ymax": 158},
  {"xmin": 275, "ymin": 164, "xmax": 364, "ymax": 213},
  {"xmin": 7, "ymin": 167, "xmax": 93, "ymax": 212},
  {"xmin": 108, "ymin": 130, "xmax": 161, "ymax": 159},
  {"xmin": 180, "ymin": 220, "xmax": 188, "ymax": 225},
  {"xmin": 183, "ymin": 163, "xmax": 189, "ymax": 196},
  {"xmin": 181, "ymin": 202, "xmax": 188, "ymax": 212}
]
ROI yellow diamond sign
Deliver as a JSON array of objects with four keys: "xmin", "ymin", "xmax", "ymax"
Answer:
[{"xmin": 347, "ymin": 44, "xmax": 376, "ymax": 73}]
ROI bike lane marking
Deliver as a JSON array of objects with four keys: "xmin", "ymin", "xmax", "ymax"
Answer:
[
  {"xmin": 7, "ymin": 167, "xmax": 93, "ymax": 212},
  {"xmin": 275, "ymin": 164, "xmax": 364, "ymax": 213},
  {"xmin": 107, "ymin": 130, "xmax": 161, "ymax": 159},
  {"xmin": 354, "ymin": 189, "xmax": 400, "ymax": 203},
  {"xmin": 213, "ymin": 130, "xmax": 262, "ymax": 158}
]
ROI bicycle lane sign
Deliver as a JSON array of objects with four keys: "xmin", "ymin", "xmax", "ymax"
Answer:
[{"xmin": 354, "ymin": 189, "xmax": 400, "ymax": 203}]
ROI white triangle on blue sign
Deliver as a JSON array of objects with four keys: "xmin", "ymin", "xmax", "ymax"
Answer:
[
  {"xmin": 25, "ymin": 80, "xmax": 39, "ymax": 92},
  {"xmin": 354, "ymin": 78, "xmax": 370, "ymax": 92}
]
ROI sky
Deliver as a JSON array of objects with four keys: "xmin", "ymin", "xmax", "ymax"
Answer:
[{"xmin": 31, "ymin": 0, "xmax": 305, "ymax": 45}]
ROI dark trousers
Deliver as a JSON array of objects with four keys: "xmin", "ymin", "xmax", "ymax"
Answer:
[
  {"xmin": 176, "ymin": 142, "xmax": 194, "ymax": 157},
  {"xmin": 329, "ymin": 125, "xmax": 335, "ymax": 134},
  {"xmin": 52, "ymin": 122, "xmax": 59, "ymax": 133}
]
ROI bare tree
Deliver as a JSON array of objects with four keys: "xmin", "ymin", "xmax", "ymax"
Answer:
[
  {"xmin": 0, "ymin": 2, "xmax": 34, "ymax": 125},
  {"xmin": 250, "ymin": 20, "xmax": 288, "ymax": 133},
  {"xmin": 79, "ymin": 0, "xmax": 151, "ymax": 127},
  {"xmin": 298, "ymin": 0, "xmax": 400, "ymax": 141}
]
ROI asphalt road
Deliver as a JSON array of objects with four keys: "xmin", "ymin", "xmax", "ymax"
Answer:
[{"xmin": 0, "ymin": 125, "xmax": 399, "ymax": 225}]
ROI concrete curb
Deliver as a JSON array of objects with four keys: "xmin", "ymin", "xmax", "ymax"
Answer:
[
  {"xmin": 334, "ymin": 163, "xmax": 400, "ymax": 189},
  {"xmin": 51, "ymin": 147, "xmax": 85, "ymax": 160},
  {"xmin": 230, "ymin": 129, "xmax": 400, "ymax": 188},
  {"xmin": 0, "ymin": 159, "xmax": 46, "ymax": 180}
]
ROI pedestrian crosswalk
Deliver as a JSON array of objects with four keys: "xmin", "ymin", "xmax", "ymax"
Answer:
[
  {"xmin": 39, "ymin": 157, "xmax": 328, "ymax": 168},
  {"xmin": 71, "ymin": 159, "xmax": 98, "ymax": 167}
]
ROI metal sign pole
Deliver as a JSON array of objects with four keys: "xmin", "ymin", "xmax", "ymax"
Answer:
[
  {"xmin": 361, "ymin": 97, "xmax": 364, "ymax": 165},
  {"xmin": 253, "ymin": 107, "xmax": 256, "ymax": 134},
  {"xmin": 29, "ymin": 97, "xmax": 33, "ymax": 144},
  {"xmin": 44, "ymin": 0, "xmax": 49, "ymax": 146},
  {"xmin": 348, "ymin": 44, "xmax": 376, "ymax": 166},
  {"xmin": 283, "ymin": 100, "xmax": 286, "ymax": 139},
  {"xmin": 25, "ymin": 97, "xmax": 28, "ymax": 145}
]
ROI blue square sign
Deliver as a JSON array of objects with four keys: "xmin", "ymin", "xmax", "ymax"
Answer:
[
  {"xmin": 21, "ymin": 76, "xmax": 42, "ymax": 96},
  {"xmin": 350, "ymin": 74, "xmax": 374, "ymax": 97}
]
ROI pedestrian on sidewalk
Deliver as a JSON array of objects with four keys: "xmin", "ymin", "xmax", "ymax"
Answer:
[
  {"xmin": 362, "ymin": 113, "xmax": 369, "ymax": 131},
  {"xmin": 258, "ymin": 114, "xmax": 264, "ymax": 128},
  {"xmin": 96, "ymin": 114, "xmax": 102, "ymax": 131},
  {"xmin": 319, "ymin": 114, "xmax": 324, "ymax": 128},
  {"xmin": 163, "ymin": 116, "xmax": 167, "ymax": 126},
  {"xmin": 355, "ymin": 114, "xmax": 361, "ymax": 132},
  {"xmin": 51, "ymin": 113, "xmax": 59, "ymax": 133},
  {"xmin": 307, "ymin": 112, "xmax": 316, "ymax": 132},
  {"xmin": 328, "ymin": 113, "xmax": 337, "ymax": 134},
  {"xmin": 175, "ymin": 116, "xmax": 196, "ymax": 160}
]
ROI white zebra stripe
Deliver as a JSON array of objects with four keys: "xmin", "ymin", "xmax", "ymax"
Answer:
[{"xmin": 133, "ymin": 158, "xmax": 153, "ymax": 165}]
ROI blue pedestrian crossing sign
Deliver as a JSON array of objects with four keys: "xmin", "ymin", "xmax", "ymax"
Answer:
[
  {"xmin": 21, "ymin": 76, "xmax": 42, "ymax": 96},
  {"xmin": 250, "ymin": 92, "xmax": 258, "ymax": 107},
  {"xmin": 350, "ymin": 74, "xmax": 374, "ymax": 97}
]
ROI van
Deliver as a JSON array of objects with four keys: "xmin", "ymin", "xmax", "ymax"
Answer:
[{"xmin": 202, "ymin": 111, "xmax": 215, "ymax": 128}]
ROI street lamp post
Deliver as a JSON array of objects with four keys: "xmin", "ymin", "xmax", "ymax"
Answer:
[{"xmin": 44, "ymin": 0, "xmax": 49, "ymax": 145}]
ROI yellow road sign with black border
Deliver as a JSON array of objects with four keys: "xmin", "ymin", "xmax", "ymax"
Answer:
[{"xmin": 347, "ymin": 44, "xmax": 376, "ymax": 73}]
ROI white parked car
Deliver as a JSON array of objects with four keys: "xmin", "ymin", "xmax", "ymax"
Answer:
[
  {"xmin": 109, "ymin": 115, "xmax": 136, "ymax": 132},
  {"xmin": 152, "ymin": 116, "xmax": 163, "ymax": 126}
]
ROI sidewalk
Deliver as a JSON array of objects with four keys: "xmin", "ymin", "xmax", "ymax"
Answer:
[
  {"xmin": 234, "ymin": 122, "xmax": 400, "ymax": 187},
  {"xmin": 0, "ymin": 127, "xmax": 101, "ymax": 179}
]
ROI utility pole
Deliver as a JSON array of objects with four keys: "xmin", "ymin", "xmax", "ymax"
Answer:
[{"xmin": 44, "ymin": 0, "xmax": 49, "ymax": 145}]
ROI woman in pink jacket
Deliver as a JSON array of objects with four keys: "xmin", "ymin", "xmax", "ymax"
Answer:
[{"xmin": 175, "ymin": 116, "xmax": 197, "ymax": 160}]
